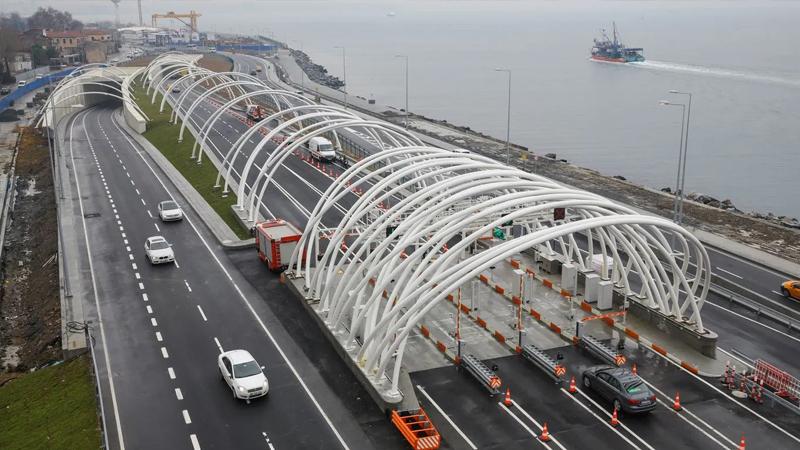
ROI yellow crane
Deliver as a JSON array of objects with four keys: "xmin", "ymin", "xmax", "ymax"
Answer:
[{"xmin": 151, "ymin": 10, "xmax": 201, "ymax": 33}]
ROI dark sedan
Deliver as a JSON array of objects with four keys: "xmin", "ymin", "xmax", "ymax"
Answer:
[{"xmin": 582, "ymin": 365, "xmax": 657, "ymax": 414}]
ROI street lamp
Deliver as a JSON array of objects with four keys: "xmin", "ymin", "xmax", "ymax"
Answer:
[
  {"xmin": 334, "ymin": 46, "xmax": 347, "ymax": 109},
  {"xmin": 668, "ymin": 90, "xmax": 693, "ymax": 225},
  {"xmin": 293, "ymin": 40, "xmax": 305, "ymax": 92},
  {"xmin": 495, "ymin": 68, "xmax": 512, "ymax": 165},
  {"xmin": 659, "ymin": 100, "xmax": 686, "ymax": 227},
  {"xmin": 395, "ymin": 55, "xmax": 409, "ymax": 129}
]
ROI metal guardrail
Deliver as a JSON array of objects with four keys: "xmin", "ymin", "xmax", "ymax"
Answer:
[
  {"xmin": 715, "ymin": 283, "xmax": 800, "ymax": 332},
  {"xmin": 460, "ymin": 354, "xmax": 502, "ymax": 395},
  {"xmin": 521, "ymin": 343, "xmax": 566, "ymax": 384},
  {"xmin": 581, "ymin": 334, "xmax": 626, "ymax": 366}
]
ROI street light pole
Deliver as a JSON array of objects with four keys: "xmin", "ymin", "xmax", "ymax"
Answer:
[
  {"xmin": 659, "ymin": 100, "xmax": 686, "ymax": 226},
  {"xmin": 293, "ymin": 40, "xmax": 305, "ymax": 92},
  {"xmin": 334, "ymin": 46, "xmax": 347, "ymax": 109},
  {"xmin": 395, "ymin": 55, "xmax": 409, "ymax": 129},
  {"xmin": 495, "ymin": 68, "xmax": 512, "ymax": 165},
  {"xmin": 669, "ymin": 90, "xmax": 693, "ymax": 225}
]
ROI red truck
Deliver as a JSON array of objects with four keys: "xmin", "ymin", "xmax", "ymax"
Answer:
[
  {"xmin": 246, "ymin": 104, "xmax": 267, "ymax": 122},
  {"xmin": 254, "ymin": 219, "xmax": 304, "ymax": 272}
]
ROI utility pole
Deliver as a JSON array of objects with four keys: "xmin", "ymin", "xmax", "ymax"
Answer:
[
  {"xmin": 395, "ymin": 55, "xmax": 409, "ymax": 128},
  {"xmin": 669, "ymin": 90, "xmax": 693, "ymax": 226},
  {"xmin": 138, "ymin": 0, "xmax": 143, "ymax": 26},
  {"xmin": 495, "ymin": 68, "xmax": 512, "ymax": 165},
  {"xmin": 659, "ymin": 99, "xmax": 687, "ymax": 227},
  {"xmin": 334, "ymin": 46, "xmax": 347, "ymax": 109}
]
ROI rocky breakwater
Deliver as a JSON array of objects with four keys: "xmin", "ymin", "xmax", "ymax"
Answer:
[{"xmin": 290, "ymin": 49, "xmax": 345, "ymax": 89}]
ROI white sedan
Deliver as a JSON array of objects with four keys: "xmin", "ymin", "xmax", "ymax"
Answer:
[
  {"xmin": 218, "ymin": 349, "xmax": 269, "ymax": 402},
  {"xmin": 157, "ymin": 200, "xmax": 183, "ymax": 222},
  {"xmin": 144, "ymin": 236, "xmax": 174, "ymax": 264}
]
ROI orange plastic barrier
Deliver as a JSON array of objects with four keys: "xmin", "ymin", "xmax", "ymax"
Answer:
[
  {"xmin": 476, "ymin": 317, "xmax": 487, "ymax": 328},
  {"xmin": 580, "ymin": 301, "xmax": 592, "ymax": 312},
  {"xmin": 651, "ymin": 343, "xmax": 668, "ymax": 356},
  {"xmin": 391, "ymin": 408, "xmax": 441, "ymax": 450},
  {"xmin": 479, "ymin": 274, "xmax": 489, "ymax": 283},
  {"xmin": 512, "ymin": 295, "xmax": 522, "ymax": 305},
  {"xmin": 510, "ymin": 259, "xmax": 520, "ymax": 269},
  {"xmin": 420, "ymin": 325, "xmax": 430, "ymax": 338},
  {"xmin": 542, "ymin": 279, "xmax": 553, "ymax": 289},
  {"xmin": 495, "ymin": 285, "xmax": 505, "ymax": 295},
  {"xmin": 494, "ymin": 331, "xmax": 506, "ymax": 343}
]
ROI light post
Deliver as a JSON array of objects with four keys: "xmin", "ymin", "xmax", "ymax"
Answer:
[
  {"xmin": 659, "ymin": 100, "xmax": 686, "ymax": 227},
  {"xmin": 293, "ymin": 40, "xmax": 305, "ymax": 92},
  {"xmin": 395, "ymin": 54, "xmax": 409, "ymax": 129},
  {"xmin": 669, "ymin": 90, "xmax": 692, "ymax": 225},
  {"xmin": 334, "ymin": 46, "xmax": 347, "ymax": 109},
  {"xmin": 495, "ymin": 68, "xmax": 512, "ymax": 165}
]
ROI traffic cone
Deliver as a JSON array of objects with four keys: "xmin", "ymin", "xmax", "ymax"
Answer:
[
  {"xmin": 568, "ymin": 376, "xmax": 577, "ymax": 393},
  {"xmin": 504, "ymin": 388, "xmax": 512, "ymax": 407},
  {"xmin": 738, "ymin": 436, "xmax": 746, "ymax": 450},
  {"xmin": 673, "ymin": 392, "xmax": 682, "ymax": 411},
  {"xmin": 631, "ymin": 363, "xmax": 637, "ymax": 375},
  {"xmin": 610, "ymin": 407, "xmax": 619, "ymax": 427},
  {"xmin": 539, "ymin": 422, "xmax": 551, "ymax": 442}
]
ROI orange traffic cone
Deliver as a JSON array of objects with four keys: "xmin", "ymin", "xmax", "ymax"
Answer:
[
  {"xmin": 539, "ymin": 422, "xmax": 552, "ymax": 442},
  {"xmin": 568, "ymin": 376, "xmax": 577, "ymax": 393},
  {"xmin": 738, "ymin": 436, "xmax": 745, "ymax": 450},
  {"xmin": 673, "ymin": 392, "xmax": 682, "ymax": 411},
  {"xmin": 504, "ymin": 388, "xmax": 512, "ymax": 407},
  {"xmin": 631, "ymin": 363, "xmax": 637, "ymax": 375},
  {"xmin": 610, "ymin": 407, "xmax": 619, "ymax": 427}
]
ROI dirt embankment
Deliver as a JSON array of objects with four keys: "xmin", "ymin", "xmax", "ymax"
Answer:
[
  {"xmin": 1, "ymin": 127, "xmax": 60, "ymax": 381},
  {"xmin": 198, "ymin": 53, "xmax": 233, "ymax": 73}
]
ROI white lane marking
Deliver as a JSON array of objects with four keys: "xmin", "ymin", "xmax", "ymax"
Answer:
[
  {"xmin": 135, "ymin": 272, "xmax": 141, "ymax": 280},
  {"xmin": 151, "ymin": 317, "xmax": 158, "ymax": 327},
  {"xmin": 72, "ymin": 111, "xmax": 125, "ymax": 449},
  {"xmin": 511, "ymin": 400, "xmax": 568, "ymax": 450},
  {"xmin": 262, "ymin": 432, "xmax": 276, "ymax": 450},
  {"xmin": 138, "ymin": 282, "xmax": 145, "ymax": 290},
  {"xmin": 705, "ymin": 301, "xmax": 800, "ymax": 343},
  {"xmin": 213, "ymin": 337, "xmax": 223, "ymax": 353},
  {"xmin": 497, "ymin": 402, "xmax": 549, "ymax": 449},
  {"xmin": 574, "ymin": 388, "xmax": 655, "ymax": 450},
  {"xmin": 182, "ymin": 410, "xmax": 191, "ymax": 424},
  {"xmin": 168, "ymin": 367, "xmax": 176, "ymax": 379},
  {"xmin": 646, "ymin": 338, "xmax": 800, "ymax": 444},
  {"xmin": 119, "ymin": 226, "xmax": 124, "ymax": 232},
  {"xmin": 184, "ymin": 280, "xmax": 192, "ymax": 292},
  {"xmin": 190, "ymin": 434, "xmax": 200, "ymax": 450},
  {"xmin": 155, "ymin": 331, "xmax": 162, "ymax": 342},
  {"xmin": 146, "ymin": 305, "xmax": 153, "ymax": 314},
  {"xmin": 772, "ymin": 290, "xmax": 784, "ymax": 296},
  {"xmin": 129, "ymin": 254, "xmax": 134, "ymax": 261},
  {"xmin": 112, "ymin": 113, "xmax": 351, "ymax": 450},
  {"xmin": 161, "ymin": 347, "xmax": 169, "ymax": 359},
  {"xmin": 559, "ymin": 388, "xmax": 640, "ymax": 449},
  {"xmin": 147, "ymin": 210, "xmax": 153, "ymax": 218},
  {"xmin": 135, "ymin": 188, "xmax": 140, "ymax": 195},
  {"xmin": 175, "ymin": 388, "xmax": 183, "ymax": 400},
  {"xmin": 142, "ymin": 293, "xmax": 149, "ymax": 302},
  {"xmin": 153, "ymin": 223, "xmax": 160, "ymax": 232},
  {"xmin": 121, "ymin": 232, "xmax": 126, "ymax": 238},
  {"xmin": 655, "ymin": 399, "xmax": 730, "ymax": 449},
  {"xmin": 126, "ymin": 246, "xmax": 131, "ymax": 252},
  {"xmin": 174, "ymin": 260, "xmax": 180, "ymax": 269},
  {"xmin": 416, "ymin": 385, "xmax": 477, "ymax": 449},
  {"xmin": 141, "ymin": 198, "xmax": 146, "ymax": 206},
  {"xmin": 131, "ymin": 263, "xmax": 137, "ymax": 270},
  {"xmin": 197, "ymin": 305, "xmax": 208, "ymax": 322},
  {"xmin": 716, "ymin": 267, "xmax": 743, "ymax": 279}
]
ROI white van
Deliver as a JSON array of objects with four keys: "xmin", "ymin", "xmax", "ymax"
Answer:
[{"xmin": 308, "ymin": 137, "xmax": 336, "ymax": 162}]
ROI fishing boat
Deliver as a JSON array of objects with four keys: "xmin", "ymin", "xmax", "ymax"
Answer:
[{"xmin": 591, "ymin": 22, "xmax": 645, "ymax": 63}]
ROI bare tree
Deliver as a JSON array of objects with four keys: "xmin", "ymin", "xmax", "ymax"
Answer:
[
  {"xmin": 0, "ymin": 26, "xmax": 21, "ymax": 80},
  {"xmin": 27, "ymin": 7, "xmax": 82, "ymax": 31}
]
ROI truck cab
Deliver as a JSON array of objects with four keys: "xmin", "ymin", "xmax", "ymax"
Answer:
[
  {"xmin": 254, "ymin": 219, "xmax": 306, "ymax": 272},
  {"xmin": 308, "ymin": 136, "xmax": 336, "ymax": 162},
  {"xmin": 246, "ymin": 104, "xmax": 267, "ymax": 122}
]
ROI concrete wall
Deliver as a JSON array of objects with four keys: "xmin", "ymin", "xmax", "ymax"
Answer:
[{"xmin": 121, "ymin": 72, "xmax": 146, "ymax": 134}]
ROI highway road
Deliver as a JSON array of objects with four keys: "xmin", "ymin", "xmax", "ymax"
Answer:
[
  {"xmin": 154, "ymin": 58, "xmax": 800, "ymax": 449},
  {"xmin": 62, "ymin": 104, "xmax": 405, "ymax": 449}
]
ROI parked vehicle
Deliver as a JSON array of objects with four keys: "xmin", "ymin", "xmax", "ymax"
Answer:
[
  {"xmin": 307, "ymin": 136, "xmax": 336, "ymax": 162},
  {"xmin": 0, "ymin": 87, "xmax": 10, "ymax": 95},
  {"xmin": 250, "ymin": 70, "xmax": 258, "ymax": 76},
  {"xmin": 781, "ymin": 280, "xmax": 800, "ymax": 301},
  {"xmin": 157, "ymin": 200, "xmax": 183, "ymax": 222},
  {"xmin": 253, "ymin": 219, "xmax": 303, "ymax": 272},
  {"xmin": 246, "ymin": 104, "xmax": 267, "ymax": 122},
  {"xmin": 17, "ymin": 80, "xmax": 26, "ymax": 87},
  {"xmin": 144, "ymin": 236, "xmax": 175, "ymax": 264},
  {"xmin": 582, "ymin": 365, "xmax": 656, "ymax": 414},
  {"xmin": 218, "ymin": 349, "xmax": 268, "ymax": 402}
]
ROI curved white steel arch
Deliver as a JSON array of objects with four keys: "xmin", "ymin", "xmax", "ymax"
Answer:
[{"xmin": 168, "ymin": 71, "xmax": 266, "ymax": 117}]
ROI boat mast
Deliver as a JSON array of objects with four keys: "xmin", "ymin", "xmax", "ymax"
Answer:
[{"xmin": 612, "ymin": 21, "xmax": 618, "ymax": 46}]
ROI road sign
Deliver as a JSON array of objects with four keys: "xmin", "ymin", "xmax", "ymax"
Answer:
[
  {"xmin": 554, "ymin": 365, "xmax": 566, "ymax": 377},
  {"xmin": 489, "ymin": 375, "xmax": 502, "ymax": 389}
]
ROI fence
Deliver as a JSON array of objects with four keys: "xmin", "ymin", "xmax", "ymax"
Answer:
[{"xmin": 0, "ymin": 68, "xmax": 75, "ymax": 111}]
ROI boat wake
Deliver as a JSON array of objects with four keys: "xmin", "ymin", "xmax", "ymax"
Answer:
[{"xmin": 629, "ymin": 60, "xmax": 800, "ymax": 88}]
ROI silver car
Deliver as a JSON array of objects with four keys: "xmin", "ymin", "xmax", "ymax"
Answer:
[{"xmin": 158, "ymin": 200, "xmax": 183, "ymax": 222}]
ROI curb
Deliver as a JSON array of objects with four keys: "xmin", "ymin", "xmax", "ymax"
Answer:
[{"xmin": 112, "ymin": 110, "xmax": 253, "ymax": 249}]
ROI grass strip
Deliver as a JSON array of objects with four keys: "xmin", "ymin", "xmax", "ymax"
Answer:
[
  {"xmin": 0, "ymin": 356, "xmax": 101, "ymax": 450},
  {"xmin": 132, "ymin": 80, "xmax": 250, "ymax": 239}
]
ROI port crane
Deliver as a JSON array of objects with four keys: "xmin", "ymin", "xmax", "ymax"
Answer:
[{"xmin": 151, "ymin": 10, "xmax": 201, "ymax": 34}]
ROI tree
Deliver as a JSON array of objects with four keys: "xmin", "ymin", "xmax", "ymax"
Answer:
[
  {"xmin": 0, "ymin": 27, "xmax": 21, "ymax": 80},
  {"xmin": 27, "ymin": 7, "xmax": 82, "ymax": 31},
  {"xmin": 0, "ymin": 12, "xmax": 27, "ymax": 32}
]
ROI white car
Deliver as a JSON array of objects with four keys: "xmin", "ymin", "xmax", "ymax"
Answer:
[
  {"xmin": 17, "ymin": 80, "xmax": 26, "ymax": 87},
  {"xmin": 157, "ymin": 200, "xmax": 184, "ymax": 221},
  {"xmin": 218, "ymin": 349, "xmax": 269, "ymax": 402},
  {"xmin": 144, "ymin": 236, "xmax": 175, "ymax": 264}
]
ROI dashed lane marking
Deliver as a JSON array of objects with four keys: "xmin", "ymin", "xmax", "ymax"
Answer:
[
  {"xmin": 168, "ymin": 367, "xmax": 176, "ymax": 379},
  {"xmin": 559, "ymin": 388, "xmax": 641, "ymax": 450},
  {"xmin": 184, "ymin": 280, "xmax": 192, "ymax": 292},
  {"xmin": 155, "ymin": 332, "xmax": 162, "ymax": 342},
  {"xmin": 154, "ymin": 223, "xmax": 160, "ymax": 232},
  {"xmin": 138, "ymin": 282, "xmax": 145, "ymax": 290},
  {"xmin": 161, "ymin": 347, "xmax": 169, "ymax": 359},
  {"xmin": 716, "ymin": 267, "xmax": 743, "ymax": 280},
  {"xmin": 175, "ymin": 388, "xmax": 183, "ymax": 400},
  {"xmin": 190, "ymin": 434, "xmax": 200, "ymax": 450},
  {"xmin": 416, "ymin": 385, "xmax": 477, "ymax": 449},
  {"xmin": 146, "ymin": 305, "xmax": 153, "ymax": 314},
  {"xmin": 142, "ymin": 293, "xmax": 148, "ymax": 302},
  {"xmin": 151, "ymin": 317, "xmax": 158, "ymax": 327},
  {"xmin": 213, "ymin": 337, "xmax": 223, "ymax": 353},
  {"xmin": 135, "ymin": 272, "xmax": 141, "ymax": 280},
  {"xmin": 197, "ymin": 305, "xmax": 208, "ymax": 322},
  {"xmin": 182, "ymin": 410, "xmax": 191, "ymax": 424}
]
